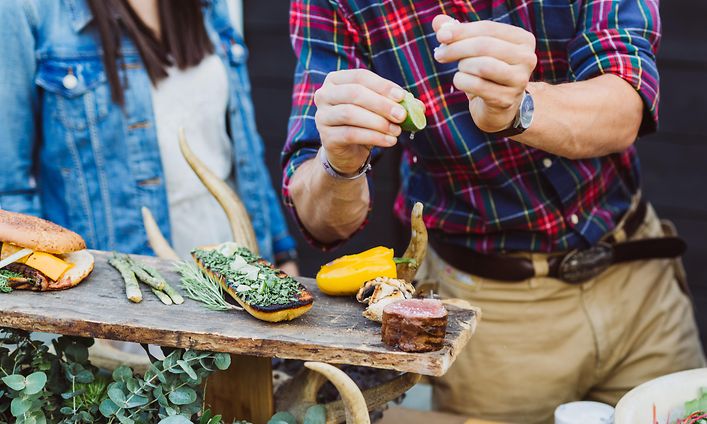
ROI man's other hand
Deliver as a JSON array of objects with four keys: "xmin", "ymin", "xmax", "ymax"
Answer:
[
  {"xmin": 433, "ymin": 15, "xmax": 537, "ymax": 133},
  {"xmin": 314, "ymin": 69, "xmax": 407, "ymax": 174}
]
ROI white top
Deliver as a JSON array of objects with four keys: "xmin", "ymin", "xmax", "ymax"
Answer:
[{"xmin": 151, "ymin": 54, "xmax": 233, "ymax": 259}]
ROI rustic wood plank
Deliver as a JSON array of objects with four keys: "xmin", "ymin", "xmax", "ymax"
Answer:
[
  {"xmin": 205, "ymin": 354, "xmax": 274, "ymax": 424},
  {"xmin": 0, "ymin": 251, "xmax": 477, "ymax": 377}
]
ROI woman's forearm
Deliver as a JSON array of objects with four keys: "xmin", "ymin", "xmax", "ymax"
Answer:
[
  {"xmin": 517, "ymin": 74, "xmax": 644, "ymax": 159},
  {"xmin": 289, "ymin": 150, "xmax": 370, "ymax": 244}
]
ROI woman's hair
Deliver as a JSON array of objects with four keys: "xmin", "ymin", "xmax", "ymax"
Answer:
[{"xmin": 88, "ymin": 0, "xmax": 215, "ymax": 106}]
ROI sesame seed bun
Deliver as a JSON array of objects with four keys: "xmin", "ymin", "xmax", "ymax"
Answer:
[
  {"xmin": 52, "ymin": 250, "xmax": 95, "ymax": 290},
  {"xmin": 0, "ymin": 210, "xmax": 86, "ymax": 254}
]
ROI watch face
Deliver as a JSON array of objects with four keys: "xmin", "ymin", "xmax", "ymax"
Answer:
[{"xmin": 519, "ymin": 92, "xmax": 535, "ymax": 129}]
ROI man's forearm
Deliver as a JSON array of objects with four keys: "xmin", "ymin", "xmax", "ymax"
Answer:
[
  {"xmin": 517, "ymin": 74, "xmax": 644, "ymax": 159},
  {"xmin": 289, "ymin": 150, "xmax": 370, "ymax": 244}
]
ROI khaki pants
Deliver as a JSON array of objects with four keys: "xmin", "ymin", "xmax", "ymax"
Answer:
[{"xmin": 423, "ymin": 205, "xmax": 705, "ymax": 423}]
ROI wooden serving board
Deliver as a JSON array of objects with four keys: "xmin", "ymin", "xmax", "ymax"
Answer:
[{"xmin": 0, "ymin": 250, "xmax": 477, "ymax": 377}]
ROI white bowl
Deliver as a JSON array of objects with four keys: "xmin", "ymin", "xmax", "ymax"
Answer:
[{"xmin": 614, "ymin": 368, "xmax": 707, "ymax": 424}]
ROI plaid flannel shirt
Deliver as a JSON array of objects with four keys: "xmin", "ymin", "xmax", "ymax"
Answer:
[{"xmin": 282, "ymin": 0, "xmax": 661, "ymax": 253}]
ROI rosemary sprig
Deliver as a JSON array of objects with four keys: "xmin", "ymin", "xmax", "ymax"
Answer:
[{"xmin": 176, "ymin": 261, "xmax": 241, "ymax": 311}]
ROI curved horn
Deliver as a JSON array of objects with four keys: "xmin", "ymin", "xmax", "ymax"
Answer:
[
  {"xmin": 178, "ymin": 128, "xmax": 259, "ymax": 253},
  {"xmin": 304, "ymin": 362, "xmax": 371, "ymax": 424},
  {"xmin": 276, "ymin": 366, "xmax": 420, "ymax": 424},
  {"xmin": 397, "ymin": 202, "xmax": 428, "ymax": 282},
  {"xmin": 141, "ymin": 207, "xmax": 179, "ymax": 261},
  {"xmin": 323, "ymin": 372, "xmax": 420, "ymax": 424}
]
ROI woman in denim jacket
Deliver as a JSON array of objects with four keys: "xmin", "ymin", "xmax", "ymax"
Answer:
[{"xmin": 0, "ymin": 0, "xmax": 298, "ymax": 271}]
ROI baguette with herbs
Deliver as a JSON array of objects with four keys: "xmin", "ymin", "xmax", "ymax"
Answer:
[{"xmin": 190, "ymin": 242, "xmax": 313, "ymax": 322}]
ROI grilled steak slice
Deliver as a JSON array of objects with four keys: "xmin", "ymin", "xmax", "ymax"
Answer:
[
  {"xmin": 382, "ymin": 299, "xmax": 448, "ymax": 352},
  {"xmin": 5, "ymin": 263, "xmax": 50, "ymax": 291}
]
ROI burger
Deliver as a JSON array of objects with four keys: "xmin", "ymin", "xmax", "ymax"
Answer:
[{"xmin": 0, "ymin": 210, "xmax": 94, "ymax": 291}]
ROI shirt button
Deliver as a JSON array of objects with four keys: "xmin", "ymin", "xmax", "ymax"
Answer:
[
  {"xmin": 231, "ymin": 43, "xmax": 245, "ymax": 60},
  {"xmin": 62, "ymin": 73, "xmax": 78, "ymax": 90},
  {"xmin": 412, "ymin": 155, "xmax": 418, "ymax": 164},
  {"xmin": 570, "ymin": 214, "xmax": 579, "ymax": 225},
  {"xmin": 542, "ymin": 158, "xmax": 552, "ymax": 168}
]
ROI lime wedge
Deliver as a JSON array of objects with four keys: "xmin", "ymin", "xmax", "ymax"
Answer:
[{"xmin": 399, "ymin": 91, "xmax": 427, "ymax": 133}]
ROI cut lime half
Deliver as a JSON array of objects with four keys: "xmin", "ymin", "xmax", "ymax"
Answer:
[{"xmin": 399, "ymin": 91, "xmax": 427, "ymax": 133}]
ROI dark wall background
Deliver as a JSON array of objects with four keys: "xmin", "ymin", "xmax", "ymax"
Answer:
[{"xmin": 244, "ymin": 1, "xmax": 707, "ymax": 343}]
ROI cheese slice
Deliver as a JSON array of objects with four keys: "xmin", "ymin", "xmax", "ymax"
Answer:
[
  {"xmin": 0, "ymin": 243, "xmax": 74, "ymax": 281},
  {"xmin": 1, "ymin": 243, "xmax": 30, "ymax": 264},
  {"xmin": 24, "ymin": 252, "xmax": 73, "ymax": 281}
]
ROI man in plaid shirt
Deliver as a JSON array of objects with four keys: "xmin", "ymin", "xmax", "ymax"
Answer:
[{"xmin": 282, "ymin": 1, "xmax": 704, "ymax": 421}]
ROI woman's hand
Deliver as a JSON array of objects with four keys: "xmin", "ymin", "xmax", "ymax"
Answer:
[
  {"xmin": 314, "ymin": 69, "xmax": 408, "ymax": 174},
  {"xmin": 433, "ymin": 15, "xmax": 537, "ymax": 133}
]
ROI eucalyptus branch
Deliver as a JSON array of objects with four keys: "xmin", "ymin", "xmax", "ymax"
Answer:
[{"xmin": 124, "ymin": 380, "xmax": 190, "ymax": 421}]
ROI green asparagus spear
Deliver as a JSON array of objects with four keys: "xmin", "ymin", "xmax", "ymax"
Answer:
[
  {"xmin": 108, "ymin": 253, "xmax": 142, "ymax": 303},
  {"xmin": 126, "ymin": 257, "xmax": 166, "ymax": 291},
  {"xmin": 159, "ymin": 282, "xmax": 184, "ymax": 305},
  {"xmin": 140, "ymin": 263, "xmax": 184, "ymax": 305},
  {"xmin": 151, "ymin": 288, "xmax": 173, "ymax": 305}
]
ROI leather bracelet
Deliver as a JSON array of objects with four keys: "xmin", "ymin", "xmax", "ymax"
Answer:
[{"xmin": 319, "ymin": 147, "xmax": 372, "ymax": 180}]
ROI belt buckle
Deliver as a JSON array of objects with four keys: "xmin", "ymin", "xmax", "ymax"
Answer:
[{"xmin": 558, "ymin": 242, "xmax": 614, "ymax": 284}]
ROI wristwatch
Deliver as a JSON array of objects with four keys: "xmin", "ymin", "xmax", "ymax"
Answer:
[{"xmin": 490, "ymin": 90, "xmax": 535, "ymax": 138}]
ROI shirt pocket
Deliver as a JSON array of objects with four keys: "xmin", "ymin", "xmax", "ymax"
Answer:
[
  {"xmin": 35, "ymin": 58, "xmax": 110, "ymax": 131},
  {"xmin": 534, "ymin": 0, "xmax": 582, "ymax": 42}
]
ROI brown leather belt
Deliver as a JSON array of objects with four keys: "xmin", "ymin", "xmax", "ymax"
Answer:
[{"xmin": 429, "ymin": 201, "xmax": 687, "ymax": 284}]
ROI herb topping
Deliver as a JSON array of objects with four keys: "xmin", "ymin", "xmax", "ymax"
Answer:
[{"xmin": 192, "ymin": 245, "xmax": 301, "ymax": 307}]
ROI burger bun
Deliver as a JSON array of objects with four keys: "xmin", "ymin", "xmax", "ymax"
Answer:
[{"xmin": 0, "ymin": 210, "xmax": 86, "ymax": 254}]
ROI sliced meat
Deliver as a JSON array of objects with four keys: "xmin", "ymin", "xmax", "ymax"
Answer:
[
  {"xmin": 381, "ymin": 299, "xmax": 448, "ymax": 352},
  {"xmin": 5, "ymin": 263, "xmax": 51, "ymax": 291}
]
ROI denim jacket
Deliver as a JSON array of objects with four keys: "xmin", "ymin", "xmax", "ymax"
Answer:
[{"xmin": 0, "ymin": 0, "xmax": 296, "ymax": 262}]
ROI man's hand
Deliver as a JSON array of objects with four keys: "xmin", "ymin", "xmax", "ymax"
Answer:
[
  {"xmin": 314, "ymin": 69, "xmax": 408, "ymax": 174},
  {"xmin": 433, "ymin": 16, "xmax": 537, "ymax": 133}
]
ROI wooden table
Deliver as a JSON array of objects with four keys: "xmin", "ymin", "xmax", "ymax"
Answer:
[{"xmin": 0, "ymin": 251, "xmax": 478, "ymax": 423}]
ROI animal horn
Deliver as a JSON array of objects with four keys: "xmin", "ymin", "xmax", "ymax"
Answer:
[
  {"xmin": 303, "ymin": 362, "xmax": 371, "ymax": 424},
  {"xmin": 141, "ymin": 207, "xmax": 179, "ymax": 260},
  {"xmin": 178, "ymin": 128, "xmax": 259, "ymax": 253},
  {"xmin": 397, "ymin": 202, "xmax": 428, "ymax": 282},
  {"xmin": 276, "ymin": 365, "xmax": 420, "ymax": 424},
  {"xmin": 322, "ymin": 372, "xmax": 420, "ymax": 423}
]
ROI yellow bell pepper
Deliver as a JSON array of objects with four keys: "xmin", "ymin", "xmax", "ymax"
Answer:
[{"xmin": 316, "ymin": 246, "xmax": 398, "ymax": 296}]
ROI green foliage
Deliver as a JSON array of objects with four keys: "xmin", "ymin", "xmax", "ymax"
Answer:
[
  {"xmin": 265, "ymin": 408, "xmax": 324, "ymax": 424},
  {"xmin": 0, "ymin": 328, "xmax": 235, "ymax": 423},
  {"xmin": 683, "ymin": 387, "xmax": 707, "ymax": 419},
  {"xmin": 0, "ymin": 269, "xmax": 24, "ymax": 294},
  {"xmin": 91, "ymin": 349, "xmax": 231, "ymax": 423},
  {"xmin": 0, "ymin": 329, "xmax": 326, "ymax": 424},
  {"xmin": 267, "ymin": 412, "xmax": 296, "ymax": 424},
  {"xmin": 303, "ymin": 405, "xmax": 326, "ymax": 424}
]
